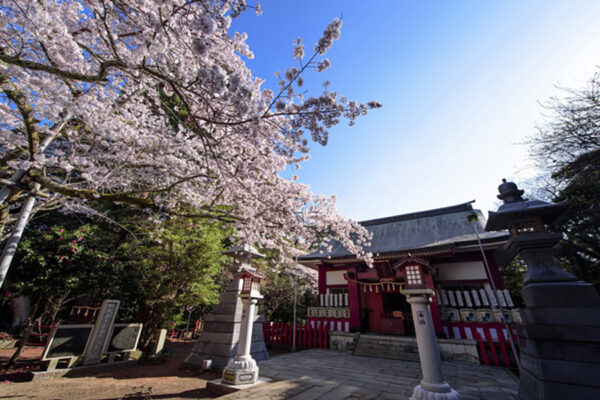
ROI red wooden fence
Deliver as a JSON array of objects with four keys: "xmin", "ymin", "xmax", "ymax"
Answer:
[
  {"xmin": 263, "ymin": 321, "xmax": 329, "ymax": 349},
  {"xmin": 443, "ymin": 322, "xmax": 519, "ymax": 368}
]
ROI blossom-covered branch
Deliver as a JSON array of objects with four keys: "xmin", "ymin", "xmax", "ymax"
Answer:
[{"xmin": 0, "ymin": 0, "xmax": 377, "ymax": 276}]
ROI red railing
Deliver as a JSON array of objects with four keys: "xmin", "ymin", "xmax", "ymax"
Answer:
[
  {"xmin": 26, "ymin": 324, "xmax": 56, "ymax": 346},
  {"xmin": 168, "ymin": 319, "xmax": 203, "ymax": 340},
  {"xmin": 263, "ymin": 321, "xmax": 329, "ymax": 349},
  {"xmin": 443, "ymin": 322, "xmax": 519, "ymax": 368}
]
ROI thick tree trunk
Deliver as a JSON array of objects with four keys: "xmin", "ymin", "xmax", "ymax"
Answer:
[
  {"xmin": 10, "ymin": 295, "xmax": 30, "ymax": 329},
  {"xmin": 6, "ymin": 294, "xmax": 42, "ymax": 368}
]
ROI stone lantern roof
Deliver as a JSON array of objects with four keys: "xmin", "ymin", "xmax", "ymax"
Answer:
[
  {"xmin": 223, "ymin": 243, "xmax": 265, "ymax": 259},
  {"xmin": 485, "ymin": 179, "xmax": 569, "ymax": 232}
]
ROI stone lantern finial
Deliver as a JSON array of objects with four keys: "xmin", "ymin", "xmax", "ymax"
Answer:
[{"xmin": 497, "ymin": 178, "xmax": 525, "ymax": 203}]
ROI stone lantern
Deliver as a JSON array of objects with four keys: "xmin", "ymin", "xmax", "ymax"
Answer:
[
  {"xmin": 221, "ymin": 269, "xmax": 264, "ymax": 386},
  {"xmin": 486, "ymin": 179, "xmax": 575, "ymax": 284},
  {"xmin": 185, "ymin": 243, "xmax": 269, "ymax": 372},
  {"xmin": 486, "ymin": 179, "xmax": 600, "ymax": 400},
  {"xmin": 397, "ymin": 257, "xmax": 461, "ymax": 400}
]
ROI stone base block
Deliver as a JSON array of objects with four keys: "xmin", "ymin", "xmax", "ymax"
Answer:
[
  {"xmin": 206, "ymin": 377, "xmax": 272, "ymax": 396},
  {"xmin": 519, "ymin": 367, "xmax": 600, "ymax": 400},
  {"xmin": 411, "ymin": 384, "xmax": 461, "ymax": 400},
  {"xmin": 221, "ymin": 356, "xmax": 259, "ymax": 386}
]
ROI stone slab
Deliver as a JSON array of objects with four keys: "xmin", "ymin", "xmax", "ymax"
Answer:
[
  {"xmin": 32, "ymin": 359, "xmax": 136, "ymax": 380},
  {"xmin": 520, "ymin": 352, "xmax": 600, "ymax": 388},
  {"xmin": 519, "ymin": 337, "xmax": 600, "ymax": 363},
  {"xmin": 213, "ymin": 349, "xmax": 518, "ymax": 399},
  {"xmin": 206, "ymin": 377, "xmax": 272, "ymax": 396},
  {"xmin": 522, "ymin": 306, "xmax": 600, "ymax": 326},
  {"xmin": 521, "ymin": 282, "xmax": 600, "ymax": 307}
]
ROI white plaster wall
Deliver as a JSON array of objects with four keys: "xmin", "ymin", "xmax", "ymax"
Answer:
[
  {"xmin": 435, "ymin": 261, "xmax": 487, "ymax": 281},
  {"xmin": 326, "ymin": 270, "xmax": 348, "ymax": 285}
]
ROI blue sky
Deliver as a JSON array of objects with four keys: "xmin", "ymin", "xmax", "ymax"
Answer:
[{"xmin": 231, "ymin": 1, "xmax": 600, "ymax": 221}]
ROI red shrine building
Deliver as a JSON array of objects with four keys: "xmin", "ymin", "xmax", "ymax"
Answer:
[{"xmin": 301, "ymin": 202, "xmax": 521, "ymax": 340}]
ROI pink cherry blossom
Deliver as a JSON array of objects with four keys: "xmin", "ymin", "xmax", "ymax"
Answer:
[{"xmin": 0, "ymin": 1, "xmax": 378, "ymax": 270}]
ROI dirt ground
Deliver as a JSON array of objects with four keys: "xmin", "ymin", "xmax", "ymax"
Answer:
[{"xmin": 0, "ymin": 340, "xmax": 226, "ymax": 400}]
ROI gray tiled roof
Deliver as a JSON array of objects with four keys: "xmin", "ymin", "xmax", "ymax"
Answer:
[{"xmin": 302, "ymin": 202, "xmax": 507, "ymax": 260}]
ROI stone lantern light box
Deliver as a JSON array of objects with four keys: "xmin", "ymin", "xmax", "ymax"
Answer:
[
  {"xmin": 393, "ymin": 255, "xmax": 431, "ymax": 291},
  {"xmin": 237, "ymin": 270, "xmax": 264, "ymax": 299},
  {"xmin": 405, "ymin": 264, "xmax": 424, "ymax": 287}
]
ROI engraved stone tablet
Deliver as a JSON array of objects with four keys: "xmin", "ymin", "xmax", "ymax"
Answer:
[
  {"xmin": 83, "ymin": 299, "xmax": 120, "ymax": 365},
  {"xmin": 106, "ymin": 323, "xmax": 143, "ymax": 353},
  {"xmin": 42, "ymin": 324, "xmax": 94, "ymax": 360}
]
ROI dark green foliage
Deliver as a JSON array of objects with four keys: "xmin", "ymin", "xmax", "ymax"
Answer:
[
  {"xmin": 530, "ymin": 70, "xmax": 600, "ymax": 287},
  {"xmin": 500, "ymin": 257, "xmax": 526, "ymax": 308},
  {"xmin": 9, "ymin": 221, "xmax": 140, "ymax": 324},
  {"xmin": 6, "ymin": 208, "xmax": 231, "ymax": 350},
  {"xmin": 256, "ymin": 249, "xmax": 318, "ymax": 323},
  {"xmin": 123, "ymin": 216, "xmax": 230, "ymax": 348}
]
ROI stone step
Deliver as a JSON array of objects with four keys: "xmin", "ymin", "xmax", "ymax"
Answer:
[{"xmin": 352, "ymin": 334, "xmax": 421, "ymax": 362}]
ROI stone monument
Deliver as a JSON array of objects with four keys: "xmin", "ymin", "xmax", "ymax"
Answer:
[
  {"xmin": 185, "ymin": 244, "xmax": 269, "ymax": 369},
  {"xmin": 83, "ymin": 299, "xmax": 120, "ymax": 365},
  {"xmin": 486, "ymin": 179, "xmax": 600, "ymax": 399}
]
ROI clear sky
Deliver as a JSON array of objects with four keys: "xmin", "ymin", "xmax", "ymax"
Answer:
[{"xmin": 231, "ymin": 1, "xmax": 600, "ymax": 221}]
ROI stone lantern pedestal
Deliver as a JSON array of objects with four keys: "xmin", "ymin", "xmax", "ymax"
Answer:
[
  {"xmin": 221, "ymin": 268, "xmax": 264, "ymax": 386},
  {"xmin": 402, "ymin": 289, "xmax": 461, "ymax": 400},
  {"xmin": 185, "ymin": 244, "xmax": 268, "ymax": 369},
  {"xmin": 222, "ymin": 297, "xmax": 260, "ymax": 385}
]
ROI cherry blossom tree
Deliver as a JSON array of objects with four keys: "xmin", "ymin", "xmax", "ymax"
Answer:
[{"xmin": 0, "ymin": 0, "xmax": 378, "ymax": 286}]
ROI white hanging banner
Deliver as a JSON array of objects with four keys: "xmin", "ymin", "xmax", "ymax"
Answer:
[
  {"xmin": 439, "ymin": 289, "xmax": 449, "ymax": 305},
  {"xmin": 503, "ymin": 289, "xmax": 514, "ymax": 307},
  {"xmin": 479, "ymin": 289, "xmax": 489, "ymax": 306},
  {"xmin": 448, "ymin": 290, "xmax": 457, "ymax": 307},
  {"xmin": 456, "ymin": 290, "xmax": 464, "ymax": 307},
  {"xmin": 496, "ymin": 289, "xmax": 507, "ymax": 307},
  {"xmin": 487, "ymin": 289, "xmax": 498, "ymax": 307},
  {"xmin": 471, "ymin": 289, "xmax": 481, "ymax": 307},
  {"xmin": 463, "ymin": 290, "xmax": 473, "ymax": 307}
]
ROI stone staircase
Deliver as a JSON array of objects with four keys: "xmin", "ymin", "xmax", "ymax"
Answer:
[{"xmin": 352, "ymin": 333, "xmax": 421, "ymax": 361}]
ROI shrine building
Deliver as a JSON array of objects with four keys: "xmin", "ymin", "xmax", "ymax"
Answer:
[{"xmin": 300, "ymin": 202, "xmax": 521, "ymax": 340}]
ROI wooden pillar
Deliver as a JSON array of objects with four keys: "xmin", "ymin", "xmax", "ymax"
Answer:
[
  {"xmin": 318, "ymin": 263, "xmax": 327, "ymax": 300},
  {"xmin": 346, "ymin": 266, "xmax": 361, "ymax": 330}
]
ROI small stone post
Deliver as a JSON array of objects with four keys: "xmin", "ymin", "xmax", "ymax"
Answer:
[
  {"xmin": 221, "ymin": 269, "xmax": 264, "ymax": 386},
  {"xmin": 403, "ymin": 289, "xmax": 461, "ymax": 400}
]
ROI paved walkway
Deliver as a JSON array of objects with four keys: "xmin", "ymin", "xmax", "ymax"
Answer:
[{"xmin": 220, "ymin": 349, "xmax": 518, "ymax": 399}]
